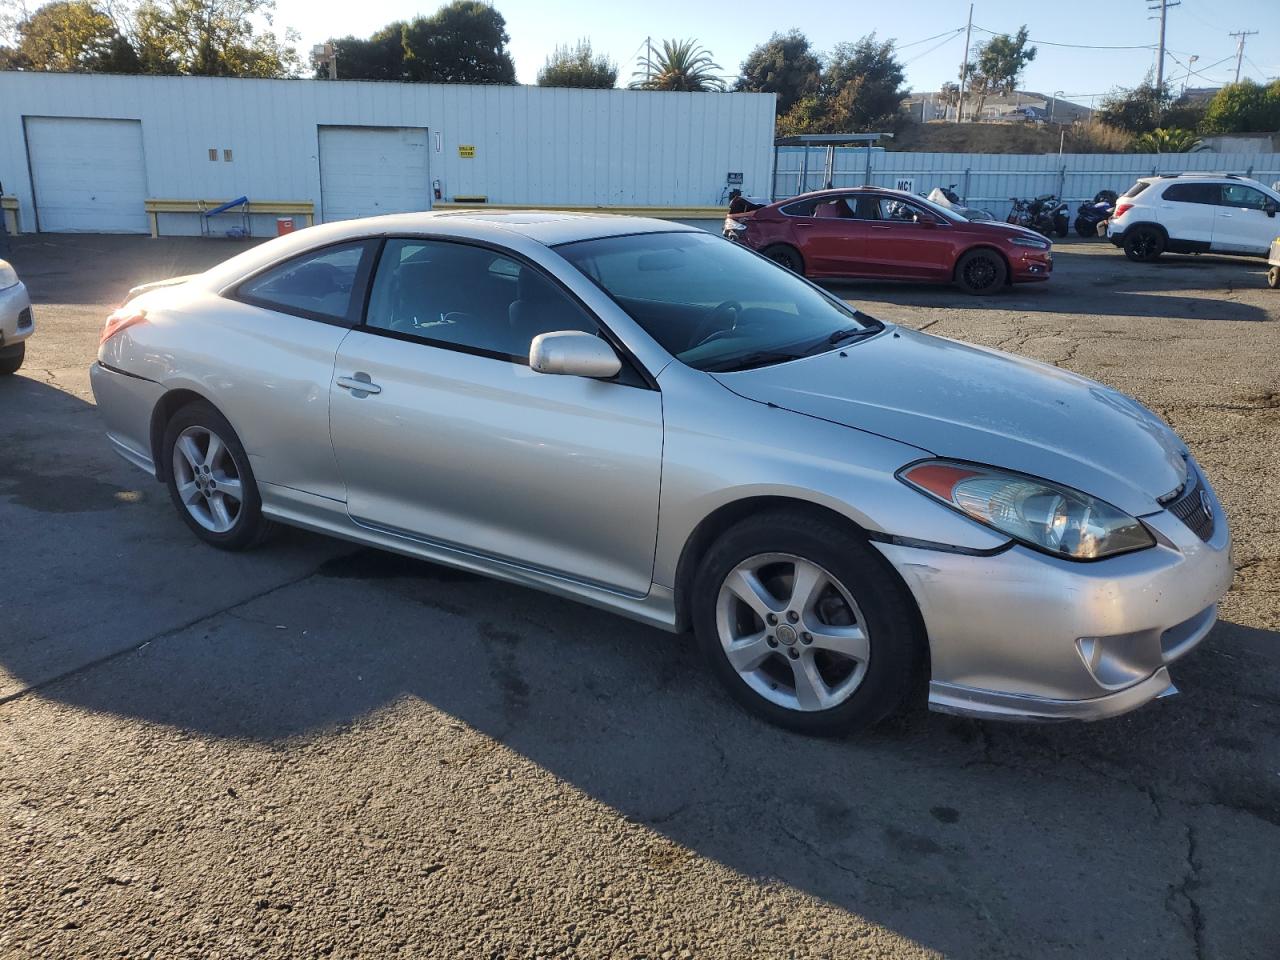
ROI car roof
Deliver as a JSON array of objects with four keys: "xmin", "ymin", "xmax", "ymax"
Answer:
[
  {"xmin": 773, "ymin": 186, "xmax": 916, "ymax": 206},
  {"xmin": 192, "ymin": 210, "xmax": 702, "ymax": 290},
  {"xmin": 311, "ymin": 209, "xmax": 698, "ymax": 246}
]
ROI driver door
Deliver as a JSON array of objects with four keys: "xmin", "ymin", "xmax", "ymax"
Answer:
[
  {"xmin": 328, "ymin": 238, "xmax": 664, "ymax": 595},
  {"xmin": 860, "ymin": 197, "xmax": 954, "ymax": 280},
  {"xmin": 1213, "ymin": 183, "xmax": 1277, "ymax": 254}
]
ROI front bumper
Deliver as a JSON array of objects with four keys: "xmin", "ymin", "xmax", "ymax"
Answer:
[
  {"xmin": 0, "ymin": 280, "xmax": 34, "ymax": 352},
  {"xmin": 1009, "ymin": 249, "xmax": 1053, "ymax": 283},
  {"xmin": 874, "ymin": 477, "xmax": 1233, "ymax": 722}
]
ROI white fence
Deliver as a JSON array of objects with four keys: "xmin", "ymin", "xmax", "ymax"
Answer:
[{"xmin": 773, "ymin": 147, "xmax": 1280, "ymax": 220}]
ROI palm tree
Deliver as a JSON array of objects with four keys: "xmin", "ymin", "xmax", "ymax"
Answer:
[
  {"xmin": 630, "ymin": 38, "xmax": 725, "ymax": 92},
  {"xmin": 1134, "ymin": 127, "xmax": 1202, "ymax": 153}
]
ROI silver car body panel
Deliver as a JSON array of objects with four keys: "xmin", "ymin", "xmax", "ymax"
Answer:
[
  {"xmin": 91, "ymin": 211, "xmax": 1234, "ymax": 723},
  {"xmin": 0, "ymin": 277, "xmax": 34, "ymax": 349}
]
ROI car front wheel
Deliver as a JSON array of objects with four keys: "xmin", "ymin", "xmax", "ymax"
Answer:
[
  {"xmin": 0, "ymin": 343, "xmax": 24, "ymax": 376},
  {"xmin": 692, "ymin": 510, "xmax": 924, "ymax": 736},
  {"xmin": 955, "ymin": 249, "xmax": 1007, "ymax": 295},
  {"xmin": 163, "ymin": 401, "xmax": 273, "ymax": 550}
]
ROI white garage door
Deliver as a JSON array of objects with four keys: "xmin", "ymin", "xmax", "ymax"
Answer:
[
  {"xmin": 319, "ymin": 126, "xmax": 430, "ymax": 222},
  {"xmin": 26, "ymin": 117, "xmax": 149, "ymax": 233}
]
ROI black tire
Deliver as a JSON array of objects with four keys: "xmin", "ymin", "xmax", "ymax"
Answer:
[
  {"xmin": 0, "ymin": 343, "xmax": 24, "ymax": 376},
  {"xmin": 1123, "ymin": 226, "xmax": 1165, "ymax": 262},
  {"xmin": 1054, "ymin": 215, "xmax": 1069, "ymax": 238},
  {"xmin": 954, "ymin": 248, "xmax": 1008, "ymax": 295},
  {"xmin": 691, "ymin": 509, "xmax": 925, "ymax": 736},
  {"xmin": 1074, "ymin": 217, "xmax": 1095, "ymax": 238},
  {"xmin": 162, "ymin": 400, "xmax": 273, "ymax": 551},
  {"xmin": 1268, "ymin": 266, "xmax": 1279, "ymax": 289},
  {"xmin": 762, "ymin": 244, "xmax": 804, "ymax": 275}
]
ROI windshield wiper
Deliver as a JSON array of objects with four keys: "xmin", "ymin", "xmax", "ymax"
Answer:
[
  {"xmin": 826, "ymin": 326, "xmax": 877, "ymax": 346},
  {"xmin": 701, "ymin": 350, "xmax": 805, "ymax": 373}
]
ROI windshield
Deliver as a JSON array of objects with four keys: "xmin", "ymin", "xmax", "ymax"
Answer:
[
  {"xmin": 556, "ymin": 231, "xmax": 882, "ymax": 372},
  {"xmin": 909, "ymin": 193, "xmax": 968, "ymax": 223}
]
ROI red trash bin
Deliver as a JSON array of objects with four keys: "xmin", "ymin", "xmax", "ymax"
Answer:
[{"xmin": 276, "ymin": 217, "xmax": 295, "ymax": 236}]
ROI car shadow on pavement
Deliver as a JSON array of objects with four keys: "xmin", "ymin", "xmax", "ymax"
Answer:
[
  {"xmin": 4, "ymin": 534, "xmax": 1278, "ymax": 958},
  {"xmin": 821, "ymin": 249, "xmax": 1274, "ymax": 323}
]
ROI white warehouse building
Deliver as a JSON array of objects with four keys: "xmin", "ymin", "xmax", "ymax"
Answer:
[{"xmin": 0, "ymin": 72, "xmax": 776, "ymax": 236}]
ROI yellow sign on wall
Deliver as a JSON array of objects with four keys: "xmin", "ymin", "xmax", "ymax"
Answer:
[{"xmin": 458, "ymin": 144, "xmax": 476, "ymax": 158}]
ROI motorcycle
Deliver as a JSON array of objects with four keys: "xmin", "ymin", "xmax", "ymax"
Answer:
[
  {"xmin": 1009, "ymin": 195, "xmax": 1068, "ymax": 238},
  {"xmin": 1074, "ymin": 190, "xmax": 1119, "ymax": 238},
  {"xmin": 926, "ymin": 185, "xmax": 995, "ymax": 222}
]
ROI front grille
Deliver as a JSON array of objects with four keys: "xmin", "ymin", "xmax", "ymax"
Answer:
[
  {"xmin": 17, "ymin": 307, "xmax": 32, "ymax": 329},
  {"xmin": 1165, "ymin": 467, "xmax": 1215, "ymax": 542}
]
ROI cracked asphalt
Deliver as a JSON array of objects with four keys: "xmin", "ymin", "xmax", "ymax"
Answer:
[{"xmin": 1, "ymin": 233, "xmax": 1277, "ymax": 959}]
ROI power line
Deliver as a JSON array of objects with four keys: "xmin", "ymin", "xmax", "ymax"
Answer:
[
  {"xmin": 970, "ymin": 25, "xmax": 1156, "ymax": 50},
  {"xmin": 901, "ymin": 30, "xmax": 963, "ymax": 68},
  {"xmin": 896, "ymin": 27, "xmax": 966, "ymax": 51}
]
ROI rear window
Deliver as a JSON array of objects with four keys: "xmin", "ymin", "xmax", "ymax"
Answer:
[{"xmin": 1122, "ymin": 181, "xmax": 1152, "ymax": 199}]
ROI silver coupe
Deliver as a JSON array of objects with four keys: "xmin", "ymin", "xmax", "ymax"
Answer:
[{"xmin": 91, "ymin": 212, "xmax": 1233, "ymax": 734}]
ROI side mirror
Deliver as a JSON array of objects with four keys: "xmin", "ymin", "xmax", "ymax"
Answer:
[
  {"xmin": 529, "ymin": 330, "xmax": 621, "ymax": 379},
  {"xmin": 1266, "ymin": 202, "xmax": 1277, "ymax": 219}
]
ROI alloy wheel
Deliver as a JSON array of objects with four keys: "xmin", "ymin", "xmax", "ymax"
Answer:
[
  {"xmin": 963, "ymin": 256, "xmax": 997, "ymax": 290},
  {"xmin": 171, "ymin": 425, "xmax": 244, "ymax": 533},
  {"xmin": 715, "ymin": 552, "xmax": 870, "ymax": 712}
]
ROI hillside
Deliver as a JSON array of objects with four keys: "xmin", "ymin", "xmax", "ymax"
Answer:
[{"xmin": 889, "ymin": 121, "xmax": 1131, "ymax": 154}]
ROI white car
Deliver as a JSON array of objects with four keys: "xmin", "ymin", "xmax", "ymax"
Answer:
[
  {"xmin": 1109, "ymin": 173, "xmax": 1280, "ymax": 262},
  {"xmin": 0, "ymin": 258, "xmax": 33, "ymax": 375}
]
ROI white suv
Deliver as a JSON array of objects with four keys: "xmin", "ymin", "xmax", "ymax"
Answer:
[{"xmin": 1108, "ymin": 174, "xmax": 1280, "ymax": 262}]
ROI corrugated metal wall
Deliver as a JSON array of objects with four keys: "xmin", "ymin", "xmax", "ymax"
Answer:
[
  {"xmin": 774, "ymin": 147, "xmax": 1280, "ymax": 220},
  {"xmin": 0, "ymin": 72, "xmax": 777, "ymax": 234}
]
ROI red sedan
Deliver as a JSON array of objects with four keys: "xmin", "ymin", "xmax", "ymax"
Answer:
[{"xmin": 725, "ymin": 188, "xmax": 1054, "ymax": 295}]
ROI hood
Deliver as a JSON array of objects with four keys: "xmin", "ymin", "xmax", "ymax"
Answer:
[
  {"xmin": 713, "ymin": 328, "xmax": 1187, "ymax": 517},
  {"xmin": 968, "ymin": 219, "xmax": 1047, "ymax": 243}
]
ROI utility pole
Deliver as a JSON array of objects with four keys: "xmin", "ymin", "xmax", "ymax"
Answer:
[
  {"xmin": 1147, "ymin": 0, "xmax": 1180, "ymax": 107},
  {"xmin": 645, "ymin": 36, "xmax": 653, "ymax": 83},
  {"xmin": 955, "ymin": 3, "xmax": 973, "ymax": 123},
  {"xmin": 1230, "ymin": 30, "xmax": 1258, "ymax": 84}
]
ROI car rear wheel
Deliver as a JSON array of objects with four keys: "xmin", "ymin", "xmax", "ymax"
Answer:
[
  {"xmin": 955, "ymin": 249, "xmax": 1007, "ymax": 295},
  {"xmin": 0, "ymin": 342, "xmax": 24, "ymax": 376},
  {"xmin": 762, "ymin": 244, "xmax": 804, "ymax": 275},
  {"xmin": 692, "ymin": 509, "xmax": 923, "ymax": 736},
  {"xmin": 1123, "ymin": 227, "xmax": 1165, "ymax": 262},
  {"xmin": 163, "ymin": 401, "xmax": 273, "ymax": 550}
]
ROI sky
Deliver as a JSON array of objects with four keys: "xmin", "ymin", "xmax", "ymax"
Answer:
[{"xmin": 274, "ymin": 0, "xmax": 1280, "ymax": 105}]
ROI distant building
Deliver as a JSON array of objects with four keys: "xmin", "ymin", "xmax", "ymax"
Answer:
[{"xmin": 903, "ymin": 90, "xmax": 1093, "ymax": 124}]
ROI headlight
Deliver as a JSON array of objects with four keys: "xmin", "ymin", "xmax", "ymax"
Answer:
[
  {"xmin": 898, "ymin": 460, "xmax": 1155, "ymax": 560},
  {"xmin": 0, "ymin": 260, "xmax": 18, "ymax": 290},
  {"xmin": 1009, "ymin": 236, "xmax": 1050, "ymax": 249}
]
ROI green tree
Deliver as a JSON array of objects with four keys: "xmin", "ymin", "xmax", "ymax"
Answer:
[
  {"xmin": 631, "ymin": 38, "xmax": 724, "ymax": 91},
  {"xmin": 324, "ymin": 23, "xmax": 405, "ymax": 81},
  {"xmin": 938, "ymin": 80, "xmax": 960, "ymax": 119},
  {"xmin": 775, "ymin": 33, "xmax": 906, "ymax": 134},
  {"xmin": 963, "ymin": 25, "xmax": 1036, "ymax": 119},
  {"xmin": 1133, "ymin": 127, "xmax": 1201, "ymax": 152},
  {"xmin": 401, "ymin": 0, "xmax": 515, "ymax": 83},
  {"xmin": 735, "ymin": 29, "xmax": 820, "ymax": 114},
  {"xmin": 537, "ymin": 38, "xmax": 615, "ymax": 88},
  {"xmin": 1201, "ymin": 80, "xmax": 1280, "ymax": 134},
  {"xmin": 4, "ymin": 0, "xmax": 139, "ymax": 71},
  {"xmin": 131, "ymin": 0, "xmax": 299, "ymax": 77},
  {"xmin": 1097, "ymin": 75, "xmax": 1171, "ymax": 134}
]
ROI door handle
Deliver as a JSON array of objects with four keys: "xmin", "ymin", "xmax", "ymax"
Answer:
[
  {"xmin": 336, "ymin": 372, "xmax": 381, "ymax": 397},
  {"xmin": 794, "ymin": 222, "xmax": 814, "ymax": 228},
  {"xmin": 870, "ymin": 225, "xmax": 892, "ymax": 231}
]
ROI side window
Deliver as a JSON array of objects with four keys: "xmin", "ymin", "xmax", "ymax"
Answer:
[
  {"xmin": 874, "ymin": 198, "xmax": 924, "ymax": 222},
  {"xmin": 236, "ymin": 242, "xmax": 367, "ymax": 321},
  {"xmin": 1221, "ymin": 184, "xmax": 1269, "ymax": 210},
  {"xmin": 781, "ymin": 198, "xmax": 819, "ymax": 217},
  {"xmin": 1163, "ymin": 183, "xmax": 1219, "ymax": 205},
  {"xmin": 365, "ymin": 239, "xmax": 598, "ymax": 361}
]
